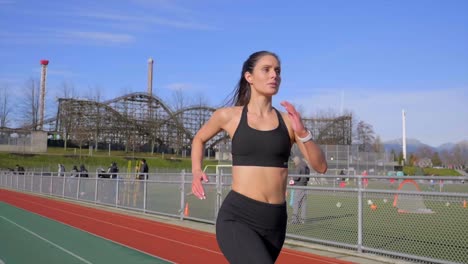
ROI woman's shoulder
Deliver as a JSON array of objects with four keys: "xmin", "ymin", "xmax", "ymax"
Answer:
[{"xmin": 214, "ymin": 106, "xmax": 242, "ymax": 119}]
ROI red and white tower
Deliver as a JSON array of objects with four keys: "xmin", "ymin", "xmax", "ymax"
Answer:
[{"xmin": 39, "ymin": 59, "xmax": 49, "ymax": 130}]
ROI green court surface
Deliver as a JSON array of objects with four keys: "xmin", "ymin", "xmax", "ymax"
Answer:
[{"xmin": 0, "ymin": 202, "xmax": 171, "ymax": 264}]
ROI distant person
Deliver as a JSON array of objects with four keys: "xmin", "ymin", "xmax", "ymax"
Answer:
[
  {"xmin": 362, "ymin": 170, "xmax": 369, "ymax": 188},
  {"xmin": 71, "ymin": 165, "xmax": 79, "ymax": 177},
  {"xmin": 108, "ymin": 162, "xmax": 119, "ymax": 179},
  {"xmin": 79, "ymin": 164, "xmax": 88, "ymax": 177},
  {"xmin": 339, "ymin": 169, "xmax": 346, "ymax": 182},
  {"xmin": 97, "ymin": 167, "xmax": 108, "ymax": 178},
  {"xmin": 138, "ymin": 159, "xmax": 149, "ymax": 180},
  {"xmin": 58, "ymin": 164, "xmax": 66, "ymax": 177},
  {"xmin": 290, "ymin": 156, "xmax": 310, "ymax": 224},
  {"xmin": 16, "ymin": 165, "xmax": 25, "ymax": 175},
  {"xmin": 429, "ymin": 178, "xmax": 436, "ymax": 191}
]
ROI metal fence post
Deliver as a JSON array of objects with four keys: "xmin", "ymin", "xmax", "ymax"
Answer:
[
  {"xmin": 357, "ymin": 174, "xmax": 363, "ymax": 253},
  {"xmin": 115, "ymin": 177, "xmax": 120, "ymax": 207},
  {"xmin": 62, "ymin": 176, "xmax": 66, "ymax": 197},
  {"xmin": 76, "ymin": 176, "xmax": 81, "ymax": 199},
  {"xmin": 215, "ymin": 167, "xmax": 223, "ymax": 220},
  {"xmin": 39, "ymin": 172, "xmax": 43, "ymax": 193},
  {"xmin": 49, "ymin": 175, "xmax": 53, "ymax": 195},
  {"xmin": 94, "ymin": 176, "xmax": 98, "ymax": 203},
  {"xmin": 143, "ymin": 177, "xmax": 147, "ymax": 214},
  {"xmin": 180, "ymin": 169, "xmax": 186, "ymax": 220}
]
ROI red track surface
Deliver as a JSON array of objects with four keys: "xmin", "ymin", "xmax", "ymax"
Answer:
[{"xmin": 0, "ymin": 189, "xmax": 354, "ymax": 264}]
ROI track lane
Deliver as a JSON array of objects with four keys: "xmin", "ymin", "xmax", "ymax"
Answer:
[{"xmin": 0, "ymin": 189, "xmax": 354, "ymax": 264}]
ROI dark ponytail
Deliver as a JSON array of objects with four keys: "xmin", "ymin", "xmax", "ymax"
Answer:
[{"xmin": 224, "ymin": 51, "xmax": 280, "ymax": 106}]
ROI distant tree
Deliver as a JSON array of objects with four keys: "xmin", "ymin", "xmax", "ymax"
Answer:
[
  {"xmin": 409, "ymin": 153, "xmax": 418, "ymax": 166},
  {"xmin": 452, "ymin": 144, "xmax": 466, "ymax": 168},
  {"xmin": 0, "ymin": 86, "xmax": 12, "ymax": 127},
  {"xmin": 390, "ymin": 149, "xmax": 396, "ymax": 161},
  {"xmin": 356, "ymin": 120, "xmax": 375, "ymax": 152},
  {"xmin": 440, "ymin": 149, "xmax": 452, "ymax": 167},
  {"xmin": 373, "ymin": 135, "xmax": 384, "ymax": 153},
  {"xmin": 170, "ymin": 88, "xmax": 190, "ymax": 111},
  {"xmin": 398, "ymin": 151, "xmax": 404, "ymax": 165},
  {"xmin": 58, "ymin": 80, "xmax": 77, "ymax": 99},
  {"xmin": 431, "ymin": 152, "xmax": 442, "ymax": 167},
  {"xmin": 19, "ymin": 78, "xmax": 40, "ymax": 130},
  {"xmin": 70, "ymin": 124, "xmax": 91, "ymax": 159},
  {"xmin": 416, "ymin": 146, "xmax": 434, "ymax": 159}
]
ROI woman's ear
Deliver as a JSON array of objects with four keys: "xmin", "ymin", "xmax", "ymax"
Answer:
[{"xmin": 244, "ymin": 71, "xmax": 253, "ymax": 84}]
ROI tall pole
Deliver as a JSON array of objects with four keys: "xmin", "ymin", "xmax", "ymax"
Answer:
[
  {"xmin": 147, "ymin": 58, "xmax": 154, "ymax": 96},
  {"xmin": 39, "ymin": 59, "xmax": 49, "ymax": 130},
  {"xmin": 402, "ymin": 109, "xmax": 407, "ymax": 164},
  {"xmin": 147, "ymin": 57, "xmax": 154, "ymax": 154}
]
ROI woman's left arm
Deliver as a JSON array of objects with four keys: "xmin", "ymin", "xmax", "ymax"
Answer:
[{"xmin": 281, "ymin": 101, "xmax": 328, "ymax": 174}]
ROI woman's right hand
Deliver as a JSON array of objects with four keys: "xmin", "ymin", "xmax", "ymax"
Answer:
[{"xmin": 192, "ymin": 170, "xmax": 209, "ymax": 200}]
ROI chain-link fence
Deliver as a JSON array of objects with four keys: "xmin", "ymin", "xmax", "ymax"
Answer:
[
  {"xmin": 1, "ymin": 170, "xmax": 467, "ymax": 264},
  {"xmin": 216, "ymin": 144, "xmax": 397, "ymax": 176}
]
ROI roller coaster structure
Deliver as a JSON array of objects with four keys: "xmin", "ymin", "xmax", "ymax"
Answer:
[{"xmin": 33, "ymin": 92, "xmax": 352, "ymax": 154}]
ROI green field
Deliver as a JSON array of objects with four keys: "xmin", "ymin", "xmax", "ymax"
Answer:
[{"xmin": 0, "ymin": 147, "xmax": 218, "ymax": 172}]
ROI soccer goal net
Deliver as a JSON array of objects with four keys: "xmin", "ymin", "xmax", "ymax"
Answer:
[{"xmin": 394, "ymin": 179, "xmax": 434, "ymax": 214}]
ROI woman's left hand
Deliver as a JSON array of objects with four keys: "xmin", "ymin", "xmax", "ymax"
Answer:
[{"xmin": 280, "ymin": 101, "xmax": 307, "ymax": 136}]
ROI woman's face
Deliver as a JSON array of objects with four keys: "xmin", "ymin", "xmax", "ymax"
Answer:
[{"xmin": 245, "ymin": 54, "xmax": 281, "ymax": 96}]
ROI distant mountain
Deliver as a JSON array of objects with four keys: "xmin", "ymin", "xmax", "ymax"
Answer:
[
  {"xmin": 383, "ymin": 138, "xmax": 435, "ymax": 154},
  {"xmin": 436, "ymin": 143, "xmax": 455, "ymax": 151},
  {"xmin": 383, "ymin": 139, "xmax": 467, "ymax": 154}
]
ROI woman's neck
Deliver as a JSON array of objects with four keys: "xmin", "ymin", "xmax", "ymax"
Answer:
[{"xmin": 247, "ymin": 98, "xmax": 273, "ymax": 116}]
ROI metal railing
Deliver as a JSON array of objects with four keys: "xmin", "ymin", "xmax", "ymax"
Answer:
[{"xmin": 1, "ymin": 170, "xmax": 467, "ymax": 264}]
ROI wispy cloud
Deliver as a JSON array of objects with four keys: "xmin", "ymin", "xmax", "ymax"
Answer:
[
  {"xmin": 0, "ymin": 0, "xmax": 14, "ymax": 4},
  {"xmin": 61, "ymin": 31, "xmax": 135, "ymax": 44},
  {"xmin": 78, "ymin": 11, "xmax": 217, "ymax": 31},
  {"xmin": 165, "ymin": 83, "xmax": 194, "ymax": 91},
  {"xmin": 0, "ymin": 29, "xmax": 135, "ymax": 45},
  {"xmin": 131, "ymin": 0, "xmax": 194, "ymax": 15}
]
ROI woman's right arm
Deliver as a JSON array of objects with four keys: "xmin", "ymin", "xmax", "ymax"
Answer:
[{"xmin": 191, "ymin": 108, "xmax": 231, "ymax": 200}]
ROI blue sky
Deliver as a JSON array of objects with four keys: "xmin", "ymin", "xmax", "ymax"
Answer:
[{"xmin": 0, "ymin": 0, "xmax": 467, "ymax": 147}]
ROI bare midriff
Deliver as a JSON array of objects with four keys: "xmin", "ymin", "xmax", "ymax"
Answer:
[{"xmin": 231, "ymin": 166, "xmax": 288, "ymax": 204}]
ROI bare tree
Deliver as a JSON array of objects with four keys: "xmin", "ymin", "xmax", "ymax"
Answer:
[
  {"xmin": 373, "ymin": 135, "xmax": 384, "ymax": 153},
  {"xmin": 356, "ymin": 120, "xmax": 375, "ymax": 152},
  {"xmin": 170, "ymin": 88, "xmax": 190, "ymax": 111},
  {"xmin": 58, "ymin": 80, "xmax": 77, "ymax": 99},
  {"xmin": 0, "ymin": 86, "xmax": 12, "ymax": 127},
  {"xmin": 440, "ymin": 149, "xmax": 452, "ymax": 166},
  {"xmin": 431, "ymin": 152, "xmax": 442, "ymax": 167},
  {"xmin": 452, "ymin": 143, "xmax": 467, "ymax": 168},
  {"xmin": 19, "ymin": 78, "xmax": 40, "ymax": 129},
  {"xmin": 416, "ymin": 146, "xmax": 434, "ymax": 159}
]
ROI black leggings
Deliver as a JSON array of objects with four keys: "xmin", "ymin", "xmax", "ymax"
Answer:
[{"xmin": 216, "ymin": 190, "xmax": 287, "ymax": 264}]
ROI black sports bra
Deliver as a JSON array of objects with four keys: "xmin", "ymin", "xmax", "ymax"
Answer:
[{"xmin": 231, "ymin": 106, "xmax": 291, "ymax": 168}]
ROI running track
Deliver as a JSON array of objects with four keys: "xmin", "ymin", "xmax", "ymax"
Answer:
[{"xmin": 0, "ymin": 189, "xmax": 354, "ymax": 264}]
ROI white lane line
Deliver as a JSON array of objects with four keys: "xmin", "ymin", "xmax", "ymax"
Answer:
[{"xmin": 0, "ymin": 216, "xmax": 93, "ymax": 264}]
